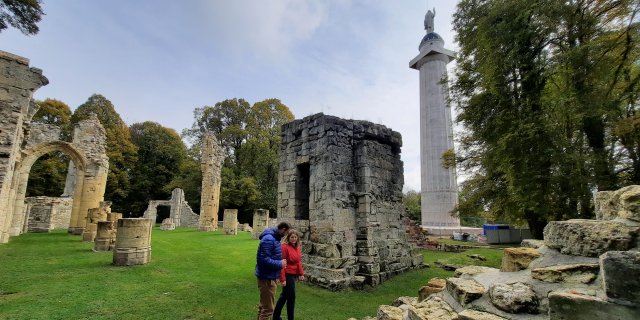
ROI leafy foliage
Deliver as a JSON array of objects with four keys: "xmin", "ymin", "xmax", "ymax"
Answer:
[
  {"xmin": 71, "ymin": 94, "xmax": 138, "ymax": 214},
  {"xmin": 0, "ymin": 0, "xmax": 43, "ymax": 35},
  {"xmin": 126, "ymin": 122, "xmax": 188, "ymax": 216},
  {"xmin": 182, "ymin": 98, "xmax": 294, "ymax": 223},
  {"xmin": 26, "ymin": 99, "xmax": 73, "ymax": 197},
  {"xmin": 402, "ymin": 190, "xmax": 421, "ymax": 221},
  {"xmin": 452, "ymin": 0, "xmax": 640, "ymax": 237}
]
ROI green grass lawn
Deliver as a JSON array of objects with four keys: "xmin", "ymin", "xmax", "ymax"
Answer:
[{"xmin": 0, "ymin": 228, "xmax": 504, "ymax": 320}]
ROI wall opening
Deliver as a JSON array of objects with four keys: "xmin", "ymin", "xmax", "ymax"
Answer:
[
  {"xmin": 26, "ymin": 151, "xmax": 70, "ymax": 197},
  {"xmin": 295, "ymin": 162, "xmax": 310, "ymax": 220}
]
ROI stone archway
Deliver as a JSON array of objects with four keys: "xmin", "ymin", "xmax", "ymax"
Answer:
[{"xmin": 7, "ymin": 141, "xmax": 89, "ymax": 236}]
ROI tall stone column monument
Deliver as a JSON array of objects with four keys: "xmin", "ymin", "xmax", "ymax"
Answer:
[
  {"xmin": 198, "ymin": 132, "xmax": 223, "ymax": 231},
  {"xmin": 409, "ymin": 9, "xmax": 460, "ymax": 232}
]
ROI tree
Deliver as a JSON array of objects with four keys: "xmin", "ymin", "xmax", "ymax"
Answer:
[
  {"xmin": 26, "ymin": 99, "xmax": 72, "ymax": 197},
  {"xmin": 32, "ymin": 98, "xmax": 72, "ymax": 139},
  {"xmin": 452, "ymin": 0, "xmax": 640, "ymax": 238},
  {"xmin": 71, "ymin": 94, "xmax": 138, "ymax": 214},
  {"xmin": 453, "ymin": 0, "xmax": 555, "ymax": 238},
  {"xmin": 182, "ymin": 98, "xmax": 294, "ymax": 223},
  {"xmin": 0, "ymin": 0, "xmax": 44, "ymax": 35},
  {"xmin": 127, "ymin": 122, "xmax": 188, "ymax": 216},
  {"xmin": 402, "ymin": 190, "xmax": 421, "ymax": 221}
]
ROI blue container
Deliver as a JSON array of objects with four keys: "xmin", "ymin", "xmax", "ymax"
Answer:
[{"xmin": 482, "ymin": 224, "xmax": 509, "ymax": 235}]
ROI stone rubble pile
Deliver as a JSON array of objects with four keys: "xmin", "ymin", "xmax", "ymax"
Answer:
[{"xmin": 353, "ymin": 185, "xmax": 640, "ymax": 319}]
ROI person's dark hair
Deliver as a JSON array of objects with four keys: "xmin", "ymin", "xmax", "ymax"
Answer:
[{"xmin": 277, "ymin": 221, "xmax": 291, "ymax": 231}]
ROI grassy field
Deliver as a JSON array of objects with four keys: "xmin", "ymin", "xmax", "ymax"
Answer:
[{"xmin": 0, "ymin": 228, "xmax": 504, "ymax": 320}]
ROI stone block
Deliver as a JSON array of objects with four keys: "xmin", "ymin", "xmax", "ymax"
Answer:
[
  {"xmin": 600, "ymin": 251, "xmax": 640, "ymax": 306},
  {"xmin": 377, "ymin": 305, "xmax": 403, "ymax": 320},
  {"xmin": 418, "ymin": 277, "xmax": 446, "ymax": 302},
  {"xmin": 455, "ymin": 266, "xmax": 500, "ymax": 277},
  {"xmin": 521, "ymin": 239, "xmax": 544, "ymax": 249},
  {"xmin": 392, "ymin": 296, "xmax": 417, "ymax": 307},
  {"xmin": 446, "ymin": 277, "xmax": 485, "ymax": 306},
  {"xmin": 408, "ymin": 296, "xmax": 457, "ymax": 320},
  {"xmin": 595, "ymin": 185, "xmax": 640, "ymax": 221},
  {"xmin": 544, "ymin": 219, "xmax": 639, "ymax": 257},
  {"xmin": 531, "ymin": 263, "xmax": 599, "ymax": 284},
  {"xmin": 500, "ymin": 247, "xmax": 541, "ymax": 271},
  {"xmin": 489, "ymin": 282, "xmax": 539, "ymax": 314},
  {"xmin": 548, "ymin": 291, "xmax": 640, "ymax": 320},
  {"xmin": 457, "ymin": 309, "xmax": 507, "ymax": 320}
]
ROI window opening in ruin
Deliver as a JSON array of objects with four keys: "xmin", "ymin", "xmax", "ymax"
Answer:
[
  {"xmin": 295, "ymin": 162, "xmax": 310, "ymax": 220},
  {"xmin": 156, "ymin": 206, "xmax": 171, "ymax": 224},
  {"xmin": 26, "ymin": 151, "xmax": 70, "ymax": 197}
]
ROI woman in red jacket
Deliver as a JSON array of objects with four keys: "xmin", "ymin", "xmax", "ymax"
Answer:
[{"xmin": 273, "ymin": 229, "xmax": 304, "ymax": 320}]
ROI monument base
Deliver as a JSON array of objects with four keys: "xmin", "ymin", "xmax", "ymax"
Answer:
[{"xmin": 422, "ymin": 226, "xmax": 483, "ymax": 236}]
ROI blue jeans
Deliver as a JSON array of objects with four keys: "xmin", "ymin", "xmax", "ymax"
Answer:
[{"xmin": 273, "ymin": 274, "xmax": 296, "ymax": 320}]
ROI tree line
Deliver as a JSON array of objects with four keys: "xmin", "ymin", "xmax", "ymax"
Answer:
[
  {"xmin": 452, "ymin": 0, "xmax": 640, "ymax": 237},
  {"xmin": 28, "ymin": 95, "xmax": 293, "ymax": 224}
]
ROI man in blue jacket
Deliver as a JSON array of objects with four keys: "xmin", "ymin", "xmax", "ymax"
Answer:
[{"xmin": 256, "ymin": 221, "xmax": 291, "ymax": 320}]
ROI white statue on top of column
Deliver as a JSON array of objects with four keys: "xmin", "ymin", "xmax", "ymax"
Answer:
[{"xmin": 424, "ymin": 8, "xmax": 435, "ymax": 33}]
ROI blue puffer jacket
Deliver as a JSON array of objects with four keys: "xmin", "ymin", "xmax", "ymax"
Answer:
[{"xmin": 255, "ymin": 228, "xmax": 283, "ymax": 280}]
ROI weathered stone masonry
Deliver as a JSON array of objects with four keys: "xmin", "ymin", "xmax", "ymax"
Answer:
[
  {"xmin": 0, "ymin": 51, "xmax": 48, "ymax": 243},
  {"xmin": 199, "ymin": 132, "xmax": 224, "ymax": 231},
  {"xmin": 0, "ymin": 51, "xmax": 109, "ymax": 243},
  {"xmin": 278, "ymin": 113, "xmax": 423, "ymax": 290}
]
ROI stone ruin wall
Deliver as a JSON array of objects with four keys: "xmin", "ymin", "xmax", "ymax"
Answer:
[
  {"xmin": 223, "ymin": 209, "xmax": 238, "ymax": 235},
  {"xmin": 199, "ymin": 132, "xmax": 224, "ymax": 231},
  {"xmin": 143, "ymin": 188, "xmax": 198, "ymax": 227},
  {"xmin": 278, "ymin": 113, "xmax": 423, "ymax": 290},
  {"xmin": 252, "ymin": 209, "xmax": 271, "ymax": 240},
  {"xmin": 0, "ymin": 51, "xmax": 48, "ymax": 243},
  {"xmin": 23, "ymin": 196, "xmax": 73, "ymax": 232}
]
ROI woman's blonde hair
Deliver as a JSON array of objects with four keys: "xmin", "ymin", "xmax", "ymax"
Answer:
[{"xmin": 285, "ymin": 229, "xmax": 301, "ymax": 248}]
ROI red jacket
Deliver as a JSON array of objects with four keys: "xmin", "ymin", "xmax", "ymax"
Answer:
[{"xmin": 280, "ymin": 242, "xmax": 304, "ymax": 282}]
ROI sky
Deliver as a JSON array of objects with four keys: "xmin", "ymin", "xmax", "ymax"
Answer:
[{"xmin": 1, "ymin": 0, "xmax": 460, "ymax": 192}]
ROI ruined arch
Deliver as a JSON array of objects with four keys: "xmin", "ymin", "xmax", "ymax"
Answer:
[{"xmin": 7, "ymin": 141, "xmax": 88, "ymax": 236}]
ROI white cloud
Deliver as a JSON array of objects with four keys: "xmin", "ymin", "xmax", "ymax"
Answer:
[{"xmin": 198, "ymin": 0, "xmax": 328, "ymax": 60}]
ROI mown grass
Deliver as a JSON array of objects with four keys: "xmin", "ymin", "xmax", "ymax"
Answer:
[{"xmin": 0, "ymin": 228, "xmax": 504, "ymax": 320}]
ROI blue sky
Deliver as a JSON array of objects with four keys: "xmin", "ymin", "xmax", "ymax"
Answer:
[{"xmin": 1, "ymin": 0, "xmax": 460, "ymax": 192}]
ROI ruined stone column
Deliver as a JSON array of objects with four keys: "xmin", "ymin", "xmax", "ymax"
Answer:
[
  {"xmin": 82, "ymin": 201, "xmax": 110, "ymax": 241},
  {"xmin": 252, "ymin": 209, "xmax": 270, "ymax": 240},
  {"xmin": 169, "ymin": 188, "xmax": 184, "ymax": 227},
  {"xmin": 0, "ymin": 51, "xmax": 48, "ymax": 243},
  {"xmin": 112, "ymin": 218, "xmax": 153, "ymax": 266},
  {"xmin": 198, "ymin": 133, "xmax": 223, "ymax": 231},
  {"xmin": 68, "ymin": 116, "xmax": 109, "ymax": 235},
  {"xmin": 94, "ymin": 220, "xmax": 116, "ymax": 251},
  {"xmin": 223, "ymin": 209, "xmax": 238, "ymax": 235}
]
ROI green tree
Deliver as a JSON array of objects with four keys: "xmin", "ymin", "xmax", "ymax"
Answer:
[
  {"xmin": 32, "ymin": 98, "xmax": 72, "ymax": 139},
  {"xmin": 26, "ymin": 99, "xmax": 72, "ymax": 197},
  {"xmin": 453, "ymin": 0, "xmax": 555, "ymax": 237},
  {"xmin": 163, "ymin": 147, "xmax": 202, "ymax": 213},
  {"xmin": 71, "ymin": 94, "xmax": 138, "ymax": 214},
  {"xmin": 402, "ymin": 190, "xmax": 421, "ymax": 221},
  {"xmin": 0, "ymin": 0, "xmax": 44, "ymax": 35},
  {"xmin": 183, "ymin": 98, "xmax": 294, "ymax": 223},
  {"xmin": 452, "ymin": 0, "xmax": 640, "ymax": 238},
  {"xmin": 127, "ymin": 122, "xmax": 188, "ymax": 216}
]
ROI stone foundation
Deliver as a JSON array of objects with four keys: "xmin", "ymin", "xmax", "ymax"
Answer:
[
  {"xmin": 23, "ymin": 196, "xmax": 72, "ymax": 232},
  {"xmin": 112, "ymin": 218, "xmax": 152, "ymax": 266},
  {"xmin": 223, "ymin": 209, "xmax": 238, "ymax": 235},
  {"xmin": 94, "ymin": 220, "xmax": 116, "ymax": 251},
  {"xmin": 252, "ymin": 209, "xmax": 270, "ymax": 239}
]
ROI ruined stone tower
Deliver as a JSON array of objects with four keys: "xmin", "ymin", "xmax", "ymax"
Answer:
[
  {"xmin": 278, "ymin": 113, "xmax": 423, "ymax": 290},
  {"xmin": 199, "ymin": 132, "xmax": 224, "ymax": 231}
]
